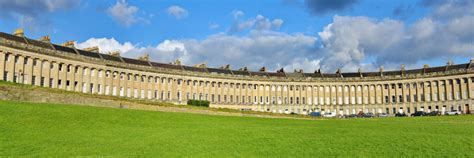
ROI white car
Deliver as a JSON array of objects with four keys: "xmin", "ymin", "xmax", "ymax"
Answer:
[
  {"xmin": 446, "ymin": 111, "xmax": 462, "ymax": 115},
  {"xmin": 323, "ymin": 112, "xmax": 337, "ymax": 118}
]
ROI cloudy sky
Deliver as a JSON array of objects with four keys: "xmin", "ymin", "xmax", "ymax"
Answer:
[{"xmin": 0, "ymin": 0, "xmax": 472, "ymax": 73}]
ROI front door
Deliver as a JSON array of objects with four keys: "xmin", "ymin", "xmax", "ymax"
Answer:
[{"xmin": 466, "ymin": 104, "xmax": 470, "ymax": 114}]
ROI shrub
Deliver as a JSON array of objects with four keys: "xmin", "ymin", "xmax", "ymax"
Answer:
[{"xmin": 186, "ymin": 99, "xmax": 210, "ymax": 107}]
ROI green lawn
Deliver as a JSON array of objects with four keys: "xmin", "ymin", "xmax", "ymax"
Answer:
[{"xmin": 0, "ymin": 100, "xmax": 473, "ymax": 157}]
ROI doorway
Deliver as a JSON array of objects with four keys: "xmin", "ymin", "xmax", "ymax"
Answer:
[{"xmin": 466, "ymin": 104, "xmax": 470, "ymax": 114}]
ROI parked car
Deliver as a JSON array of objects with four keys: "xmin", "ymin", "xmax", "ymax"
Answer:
[
  {"xmin": 322, "ymin": 112, "xmax": 337, "ymax": 118},
  {"xmin": 411, "ymin": 111, "xmax": 427, "ymax": 117},
  {"xmin": 395, "ymin": 113, "xmax": 407, "ymax": 117},
  {"xmin": 427, "ymin": 111, "xmax": 441, "ymax": 116},
  {"xmin": 377, "ymin": 113, "xmax": 388, "ymax": 117},
  {"xmin": 309, "ymin": 112, "xmax": 321, "ymax": 117},
  {"xmin": 445, "ymin": 111, "xmax": 462, "ymax": 115},
  {"xmin": 364, "ymin": 112, "xmax": 375, "ymax": 118},
  {"xmin": 357, "ymin": 111, "xmax": 365, "ymax": 118},
  {"xmin": 344, "ymin": 114, "xmax": 357, "ymax": 118}
]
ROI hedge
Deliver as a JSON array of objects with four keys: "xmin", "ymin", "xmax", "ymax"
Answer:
[{"xmin": 186, "ymin": 99, "xmax": 210, "ymax": 107}]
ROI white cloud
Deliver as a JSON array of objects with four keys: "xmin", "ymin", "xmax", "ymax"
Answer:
[
  {"xmin": 228, "ymin": 14, "xmax": 285, "ymax": 33},
  {"xmin": 231, "ymin": 10, "xmax": 245, "ymax": 19},
  {"xmin": 107, "ymin": 0, "xmax": 139, "ymax": 27},
  {"xmin": 0, "ymin": 0, "xmax": 79, "ymax": 14},
  {"xmin": 181, "ymin": 31, "xmax": 317, "ymax": 71},
  {"xmin": 76, "ymin": 31, "xmax": 318, "ymax": 72},
  {"xmin": 77, "ymin": 0, "xmax": 473, "ymax": 74},
  {"xmin": 317, "ymin": 13, "xmax": 474, "ymax": 72},
  {"xmin": 254, "ymin": 15, "xmax": 272, "ymax": 30},
  {"xmin": 282, "ymin": 58, "xmax": 321, "ymax": 73},
  {"xmin": 156, "ymin": 40, "xmax": 187, "ymax": 52},
  {"xmin": 446, "ymin": 15, "xmax": 474, "ymax": 38},
  {"xmin": 75, "ymin": 38, "xmax": 135, "ymax": 54},
  {"xmin": 209, "ymin": 23, "xmax": 220, "ymax": 29},
  {"xmin": 272, "ymin": 19, "xmax": 284, "ymax": 29},
  {"xmin": 0, "ymin": 0, "xmax": 80, "ymax": 31},
  {"xmin": 167, "ymin": 5, "xmax": 188, "ymax": 19},
  {"xmin": 317, "ymin": 16, "xmax": 406, "ymax": 71},
  {"xmin": 429, "ymin": 0, "xmax": 474, "ymax": 19}
]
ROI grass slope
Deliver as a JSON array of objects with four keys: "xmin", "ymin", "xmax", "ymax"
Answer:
[
  {"xmin": 0, "ymin": 80, "xmax": 307, "ymax": 119},
  {"xmin": 0, "ymin": 100, "xmax": 473, "ymax": 157}
]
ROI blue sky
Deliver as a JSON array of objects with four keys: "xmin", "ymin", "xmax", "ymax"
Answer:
[{"xmin": 0, "ymin": 0, "xmax": 472, "ymax": 72}]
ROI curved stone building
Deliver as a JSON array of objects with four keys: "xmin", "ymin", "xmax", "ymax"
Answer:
[{"xmin": 1, "ymin": 29, "xmax": 473, "ymax": 115}]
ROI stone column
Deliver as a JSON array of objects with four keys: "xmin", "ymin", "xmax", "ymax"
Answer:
[
  {"xmin": 0, "ymin": 51, "xmax": 5, "ymax": 80},
  {"xmin": 51, "ymin": 62, "xmax": 59, "ymax": 88},
  {"xmin": 25, "ymin": 57, "xmax": 34, "ymax": 85}
]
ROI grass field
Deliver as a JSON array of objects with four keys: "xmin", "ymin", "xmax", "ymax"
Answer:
[{"xmin": 0, "ymin": 100, "xmax": 473, "ymax": 157}]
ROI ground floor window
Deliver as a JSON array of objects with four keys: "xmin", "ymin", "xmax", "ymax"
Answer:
[
  {"xmin": 40, "ymin": 77, "xmax": 45, "ymax": 87},
  {"xmin": 113, "ymin": 87, "xmax": 118, "ymax": 96},
  {"xmin": 50, "ymin": 78, "xmax": 54, "ymax": 88},
  {"xmin": 127, "ymin": 88, "xmax": 131, "ymax": 97},
  {"xmin": 31, "ymin": 75, "xmax": 36, "ymax": 85},
  {"xmin": 134, "ymin": 89, "xmax": 138, "ymax": 98},
  {"xmin": 13, "ymin": 74, "xmax": 18, "ymax": 83},
  {"xmin": 82, "ymin": 83, "xmax": 87, "ymax": 93},
  {"xmin": 98, "ymin": 84, "xmax": 103, "ymax": 94}
]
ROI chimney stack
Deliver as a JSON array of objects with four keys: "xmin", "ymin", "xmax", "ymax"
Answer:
[
  {"xmin": 195, "ymin": 63, "xmax": 207, "ymax": 68},
  {"xmin": 13, "ymin": 28, "xmax": 24, "ymax": 37},
  {"xmin": 40, "ymin": 35, "xmax": 51, "ymax": 43},
  {"xmin": 62, "ymin": 41, "xmax": 75, "ymax": 47},
  {"xmin": 84, "ymin": 46, "xmax": 100, "ymax": 53},
  {"xmin": 108, "ymin": 51, "xmax": 121, "ymax": 56},
  {"xmin": 173, "ymin": 59, "xmax": 182, "ymax": 65},
  {"xmin": 138, "ymin": 53, "xmax": 150, "ymax": 61},
  {"xmin": 447, "ymin": 60, "xmax": 453, "ymax": 66},
  {"xmin": 423, "ymin": 64, "xmax": 429, "ymax": 69}
]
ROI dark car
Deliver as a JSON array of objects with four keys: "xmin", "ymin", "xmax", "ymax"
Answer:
[
  {"xmin": 395, "ymin": 113, "xmax": 407, "ymax": 117},
  {"xmin": 309, "ymin": 112, "xmax": 321, "ymax": 117},
  {"xmin": 376, "ymin": 113, "xmax": 388, "ymax": 117},
  {"xmin": 427, "ymin": 111, "xmax": 441, "ymax": 116},
  {"xmin": 364, "ymin": 112, "xmax": 375, "ymax": 118},
  {"xmin": 411, "ymin": 111, "xmax": 427, "ymax": 117},
  {"xmin": 344, "ymin": 114, "xmax": 357, "ymax": 118}
]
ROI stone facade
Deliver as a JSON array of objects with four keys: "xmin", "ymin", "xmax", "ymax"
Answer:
[{"xmin": 0, "ymin": 30, "xmax": 473, "ymax": 115}]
